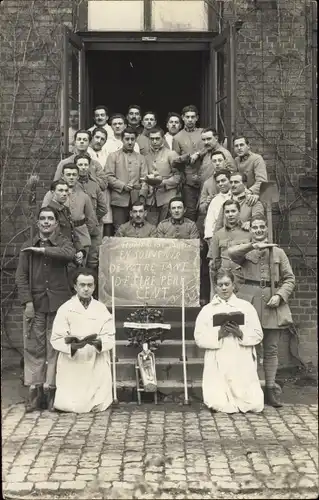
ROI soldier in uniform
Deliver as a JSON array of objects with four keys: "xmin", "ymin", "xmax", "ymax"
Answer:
[
  {"xmin": 88, "ymin": 105, "xmax": 114, "ymax": 139},
  {"xmin": 43, "ymin": 164, "xmax": 100, "ymax": 267},
  {"xmin": 214, "ymin": 172, "xmax": 265, "ymax": 233},
  {"xmin": 115, "ymin": 202, "xmax": 156, "ymax": 238},
  {"xmin": 15, "ymin": 207, "xmax": 75, "ymax": 412},
  {"xmin": 145, "ymin": 126, "xmax": 181, "ymax": 225},
  {"xmin": 164, "ymin": 112, "xmax": 183, "ymax": 150},
  {"xmin": 156, "ymin": 197, "xmax": 200, "ymax": 239},
  {"xmin": 193, "ymin": 127, "xmax": 236, "ymax": 178},
  {"xmin": 228, "ymin": 215, "xmax": 295, "ymax": 407},
  {"xmin": 105, "ymin": 127, "xmax": 149, "ymax": 232},
  {"xmin": 172, "ymin": 105, "xmax": 204, "ymax": 221},
  {"xmin": 54, "ymin": 129, "xmax": 108, "ymax": 192},
  {"xmin": 126, "ymin": 104, "xmax": 143, "ymax": 135},
  {"xmin": 46, "ymin": 180, "xmax": 85, "ymax": 267},
  {"xmin": 137, "ymin": 111, "xmax": 158, "ymax": 155},
  {"xmin": 233, "ymin": 136, "xmax": 268, "ymax": 206},
  {"xmin": 108, "ymin": 114, "xmax": 140, "ymax": 154},
  {"xmin": 207, "ymin": 199, "xmax": 252, "ymax": 298},
  {"xmin": 198, "ymin": 152, "xmax": 230, "ymax": 215}
]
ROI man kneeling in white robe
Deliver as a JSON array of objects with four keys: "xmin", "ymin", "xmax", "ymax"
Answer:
[
  {"xmin": 194, "ymin": 268, "xmax": 264, "ymax": 414},
  {"xmin": 51, "ymin": 268, "xmax": 115, "ymax": 413}
]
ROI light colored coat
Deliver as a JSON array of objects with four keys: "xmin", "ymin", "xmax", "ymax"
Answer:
[
  {"xmin": 145, "ymin": 146, "xmax": 181, "ymax": 207},
  {"xmin": 204, "ymin": 192, "xmax": 232, "ymax": 239},
  {"xmin": 105, "ymin": 149, "xmax": 148, "ymax": 207},
  {"xmin": 194, "ymin": 293, "xmax": 264, "ymax": 413},
  {"xmin": 228, "ymin": 243, "xmax": 295, "ymax": 328},
  {"xmin": 51, "ymin": 296, "xmax": 115, "ymax": 413}
]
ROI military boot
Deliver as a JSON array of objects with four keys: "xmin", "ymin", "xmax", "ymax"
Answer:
[
  {"xmin": 44, "ymin": 387, "xmax": 56, "ymax": 412},
  {"xmin": 25, "ymin": 386, "xmax": 42, "ymax": 413},
  {"xmin": 264, "ymin": 387, "xmax": 283, "ymax": 408}
]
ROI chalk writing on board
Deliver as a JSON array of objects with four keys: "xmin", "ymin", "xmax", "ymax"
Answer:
[{"xmin": 99, "ymin": 237, "xmax": 200, "ymax": 307}]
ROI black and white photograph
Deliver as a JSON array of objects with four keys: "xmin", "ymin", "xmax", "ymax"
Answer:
[{"xmin": 1, "ymin": 0, "xmax": 318, "ymax": 498}]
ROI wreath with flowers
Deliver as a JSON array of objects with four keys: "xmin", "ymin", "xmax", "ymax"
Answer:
[{"xmin": 124, "ymin": 305, "xmax": 170, "ymax": 351}]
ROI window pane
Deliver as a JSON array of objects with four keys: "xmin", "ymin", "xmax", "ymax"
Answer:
[
  {"xmin": 152, "ymin": 0, "xmax": 208, "ymax": 31},
  {"xmin": 88, "ymin": 0, "xmax": 144, "ymax": 31}
]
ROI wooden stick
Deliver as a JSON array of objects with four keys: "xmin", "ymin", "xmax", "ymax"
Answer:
[
  {"xmin": 266, "ymin": 202, "xmax": 276, "ymax": 297},
  {"xmin": 111, "ymin": 275, "xmax": 118, "ymax": 404},
  {"xmin": 181, "ymin": 278, "xmax": 189, "ymax": 405}
]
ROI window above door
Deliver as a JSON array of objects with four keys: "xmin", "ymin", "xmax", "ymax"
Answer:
[{"xmin": 87, "ymin": 0, "xmax": 216, "ymax": 31}]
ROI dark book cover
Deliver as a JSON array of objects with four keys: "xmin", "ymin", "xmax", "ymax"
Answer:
[{"xmin": 213, "ymin": 311, "xmax": 245, "ymax": 327}]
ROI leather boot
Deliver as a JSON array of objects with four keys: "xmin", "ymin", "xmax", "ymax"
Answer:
[
  {"xmin": 265, "ymin": 387, "xmax": 283, "ymax": 408},
  {"xmin": 25, "ymin": 386, "xmax": 42, "ymax": 413},
  {"xmin": 44, "ymin": 387, "xmax": 56, "ymax": 412}
]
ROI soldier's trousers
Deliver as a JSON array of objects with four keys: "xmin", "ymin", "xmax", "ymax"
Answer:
[
  {"xmin": 112, "ymin": 206, "xmax": 130, "ymax": 233},
  {"xmin": 23, "ymin": 311, "xmax": 57, "ymax": 387},
  {"xmin": 87, "ymin": 233, "xmax": 102, "ymax": 269},
  {"xmin": 146, "ymin": 204, "xmax": 169, "ymax": 226},
  {"xmin": 262, "ymin": 329, "xmax": 280, "ymax": 387},
  {"xmin": 182, "ymin": 185, "xmax": 199, "ymax": 221}
]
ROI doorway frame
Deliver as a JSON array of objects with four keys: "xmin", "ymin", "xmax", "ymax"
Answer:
[
  {"xmin": 78, "ymin": 31, "xmax": 218, "ymax": 129},
  {"xmin": 62, "ymin": 28, "xmax": 237, "ymax": 155}
]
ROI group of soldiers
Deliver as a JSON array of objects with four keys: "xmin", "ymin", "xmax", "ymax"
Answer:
[{"xmin": 16, "ymin": 103, "xmax": 295, "ymax": 412}]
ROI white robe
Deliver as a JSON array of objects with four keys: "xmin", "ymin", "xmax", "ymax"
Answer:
[
  {"xmin": 194, "ymin": 294, "xmax": 264, "ymax": 413},
  {"xmin": 51, "ymin": 296, "xmax": 115, "ymax": 413},
  {"xmin": 204, "ymin": 192, "xmax": 232, "ymax": 239}
]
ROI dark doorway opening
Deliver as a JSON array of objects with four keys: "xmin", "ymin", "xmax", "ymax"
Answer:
[{"xmin": 88, "ymin": 50, "xmax": 208, "ymax": 128}]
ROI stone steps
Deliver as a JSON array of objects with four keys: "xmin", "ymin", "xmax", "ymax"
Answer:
[
  {"xmin": 115, "ymin": 340, "xmax": 204, "ymax": 359},
  {"xmin": 112, "ymin": 306, "xmax": 202, "ymax": 399},
  {"xmin": 114, "ymin": 357, "xmax": 204, "ymax": 382}
]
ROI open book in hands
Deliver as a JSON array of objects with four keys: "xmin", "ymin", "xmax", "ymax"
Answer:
[
  {"xmin": 213, "ymin": 311, "xmax": 245, "ymax": 327},
  {"xmin": 65, "ymin": 334, "xmax": 98, "ymax": 345}
]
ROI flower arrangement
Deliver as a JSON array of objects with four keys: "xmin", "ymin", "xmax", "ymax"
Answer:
[{"xmin": 124, "ymin": 305, "xmax": 169, "ymax": 351}]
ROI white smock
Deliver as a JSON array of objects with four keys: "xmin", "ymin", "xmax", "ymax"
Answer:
[
  {"xmin": 51, "ymin": 295, "xmax": 115, "ymax": 413},
  {"xmin": 194, "ymin": 293, "xmax": 264, "ymax": 413}
]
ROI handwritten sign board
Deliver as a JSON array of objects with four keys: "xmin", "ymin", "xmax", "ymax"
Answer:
[{"xmin": 99, "ymin": 237, "xmax": 200, "ymax": 307}]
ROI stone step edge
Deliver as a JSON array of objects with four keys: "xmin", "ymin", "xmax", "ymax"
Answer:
[
  {"xmin": 115, "ymin": 379, "xmax": 281, "ymax": 392},
  {"xmin": 115, "ymin": 320, "xmax": 196, "ymax": 327},
  {"xmin": 115, "ymin": 357, "xmax": 203, "ymax": 364},
  {"xmin": 116, "ymin": 380, "xmax": 201, "ymax": 388}
]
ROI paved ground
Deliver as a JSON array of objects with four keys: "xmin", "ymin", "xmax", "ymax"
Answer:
[{"xmin": 2, "ymin": 402, "xmax": 318, "ymax": 499}]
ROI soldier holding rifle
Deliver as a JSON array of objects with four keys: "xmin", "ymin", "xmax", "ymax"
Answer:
[{"xmin": 228, "ymin": 215, "xmax": 295, "ymax": 407}]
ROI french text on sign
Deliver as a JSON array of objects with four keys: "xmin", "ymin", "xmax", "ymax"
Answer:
[{"xmin": 99, "ymin": 238, "xmax": 200, "ymax": 307}]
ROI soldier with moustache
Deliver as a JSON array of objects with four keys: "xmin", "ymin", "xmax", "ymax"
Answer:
[{"xmin": 115, "ymin": 202, "xmax": 156, "ymax": 238}]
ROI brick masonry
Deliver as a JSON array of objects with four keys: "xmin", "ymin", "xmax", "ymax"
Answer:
[{"xmin": 1, "ymin": 0, "xmax": 317, "ymax": 369}]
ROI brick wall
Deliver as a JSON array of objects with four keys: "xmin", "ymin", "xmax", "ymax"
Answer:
[
  {"xmin": 1, "ymin": 0, "xmax": 73, "ymax": 369},
  {"xmin": 1, "ymin": 0, "xmax": 317, "ymax": 369},
  {"xmin": 227, "ymin": 0, "xmax": 317, "ymax": 367}
]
